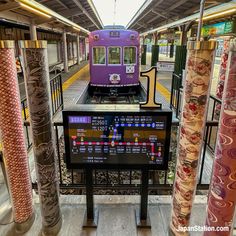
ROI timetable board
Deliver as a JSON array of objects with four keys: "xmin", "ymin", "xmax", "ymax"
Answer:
[{"xmin": 63, "ymin": 110, "xmax": 172, "ymax": 170}]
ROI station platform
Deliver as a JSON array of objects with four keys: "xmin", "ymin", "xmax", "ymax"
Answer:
[
  {"xmin": 0, "ymin": 63, "xmax": 218, "ymax": 236},
  {"xmin": 0, "ymin": 190, "xmax": 208, "ymax": 236}
]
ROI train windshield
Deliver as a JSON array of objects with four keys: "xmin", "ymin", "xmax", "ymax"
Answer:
[
  {"xmin": 93, "ymin": 47, "xmax": 106, "ymax": 64},
  {"xmin": 108, "ymin": 47, "xmax": 121, "ymax": 64},
  {"xmin": 124, "ymin": 47, "xmax": 136, "ymax": 64}
]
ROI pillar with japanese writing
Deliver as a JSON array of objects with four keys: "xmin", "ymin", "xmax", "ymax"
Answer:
[
  {"xmin": 169, "ymin": 40, "xmax": 217, "ymax": 236},
  {"xmin": 0, "ymin": 41, "xmax": 34, "ymax": 233},
  {"xmin": 204, "ymin": 39, "xmax": 236, "ymax": 236},
  {"xmin": 19, "ymin": 40, "xmax": 62, "ymax": 235}
]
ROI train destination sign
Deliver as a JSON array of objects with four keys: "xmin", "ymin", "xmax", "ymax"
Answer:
[{"xmin": 63, "ymin": 110, "xmax": 172, "ymax": 170}]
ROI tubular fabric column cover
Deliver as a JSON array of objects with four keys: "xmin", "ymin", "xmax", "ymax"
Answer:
[
  {"xmin": 0, "ymin": 44, "xmax": 33, "ymax": 223},
  {"xmin": 214, "ymin": 38, "xmax": 230, "ymax": 120},
  {"xmin": 20, "ymin": 41, "xmax": 61, "ymax": 231},
  {"xmin": 204, "ymin": 39, "xmax": 236, "ymax": 236},
  {"xmin": 170, "ymin": 40, "xmax": 217, "ymax": 235}
]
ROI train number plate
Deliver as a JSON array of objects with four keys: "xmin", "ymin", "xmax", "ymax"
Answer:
[{"xmin": 126, "ymin": 65, "xmax": 135, "ymax": 74}]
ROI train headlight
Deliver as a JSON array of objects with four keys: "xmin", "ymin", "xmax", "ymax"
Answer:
[
  {"xmin": 130, "ymin": 34, "xmax": 135, "ymax": 40},
  {"xmin": 93, "ymin": 34, "xmax": 99, "ymax": 40},
  {"xmin": 109, "ymin": 74, "xmax": 121, "ymax": 84}
]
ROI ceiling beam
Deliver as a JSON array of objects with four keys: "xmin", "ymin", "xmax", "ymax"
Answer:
[
  {"xmin": 34, "ymin": 17, "xmax": 56, "ymax": 25},
  {"xmin": 130, "ymin": 0, "xmax": 164, "ymax": 27},
  {"xmin": 71, "ymin": 0, "xmax": 100, "ymax": 29},
  {"xmin": 126, "ymin": 0, "xmax": 153, "ymax": 28},
  {"xmin": 58, "ymin": 8, "xmax": 83, "ymax": 17},
  {"xmin": 54, "ymin": 0, "xmax": 68, "ymax": 9},
  {"xmin": 151, "ymin": 10, "xmax": 168, "ymax": 19},
  {"xmin": 147, "ymin": 0, "xmax": 189, "ymax": 24},
  {"xmin": 0, "ymin": 2, "xmax": 20, "ymax": 12},
  {"xmin": 137, "ymin": 22, "xmax": 147, "ymax": 28},
  {"xmin": 167, "ymin": 0, "xmax": 189, "ymax": 12}
]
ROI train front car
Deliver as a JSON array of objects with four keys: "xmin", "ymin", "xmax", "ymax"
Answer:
[{"xmin": 89, "ymin": 27, "xmax": 140, "ymax": 95}]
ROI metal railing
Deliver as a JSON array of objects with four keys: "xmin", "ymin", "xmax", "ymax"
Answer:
[
  {"xmin": 30, "ymin": 120, "xmax": 218, "ymax": 194},
  {"xmin": 170, "ymin": 73, "xmax": 182, "ymax": 118},
  {"xmin": 21, "ymin": 97, "xmax": 32, "ymax": 150},
  {"xmin": 21, "ymin": 73, "xmax": 63, "ymax": 149},
  {"xmin": 50, "ymin": 73, "xmax": 64, "ymax": 116}
]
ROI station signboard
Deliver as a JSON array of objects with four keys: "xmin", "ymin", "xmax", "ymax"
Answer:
[
  {"xmin": 202, "ymin": 21, "xmax": 235, "ymax": 37},
  {"xmin": 63, "ymin": 110, "xmax": 172, "ymax": 170}
]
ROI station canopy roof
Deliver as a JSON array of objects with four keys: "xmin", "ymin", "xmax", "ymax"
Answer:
[
  {"xmin": 126, "ymin": 0, "xmax": 233, "ymax": 34},
  {"xmin": 35, "ymin": 0, "xmax": 103, "ymax": 31},
  {"xmin": 0, "ymin": 0, "xmax": 103, "ymax": 35}
]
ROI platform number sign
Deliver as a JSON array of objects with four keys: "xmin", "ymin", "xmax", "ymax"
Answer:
[{"xmin": 140, "ymin": 67, "xmax": 162, "ymax": 109}]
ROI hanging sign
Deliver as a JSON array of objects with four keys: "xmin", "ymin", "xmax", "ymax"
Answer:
[{"xmin": 202, "ymin": 21, "xmax": 235, "ymax": 37}]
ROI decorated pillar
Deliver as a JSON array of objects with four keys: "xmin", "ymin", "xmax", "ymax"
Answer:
[
  {"xmin": 169, "ymin": 40, "xmax": 217, "ymax": 235},
  {"xmin": 0, "ymin": 41, "xmax": 34, "ymax": 232},
  {"xmin": 19, "ymin": 40, "xmax": 62, "ymax": 235},
  {"xmin": 204, "ymin": 39, "xmax": 236, "ymax": 236},
  {"xmin": 214, "ymin": 37, "xmax": 230, "ymax": 120}
]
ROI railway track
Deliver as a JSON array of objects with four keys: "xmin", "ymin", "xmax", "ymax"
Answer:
[{"xmin": 77, "ymin": 84, "xmax": 147, "ymax": 104}]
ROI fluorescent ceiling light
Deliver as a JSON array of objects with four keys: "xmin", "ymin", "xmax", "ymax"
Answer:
[
  {"xmin": 196, "ymin": 8, "xmax": 236, "ymax": 21},
  {"xmin": 17, "ymin": 0, "xmax": 90, "ymax": 34},
  {"xmin": 158, "ymin": 28, "xmax": 167, "ymax": 33},
  {"xmin": 73, "ymin": 26, "xmax": 80, "ymax": 31},
  {"xmin": 20, "ymin": 3, "xmax": 51, "ymax": 18}
]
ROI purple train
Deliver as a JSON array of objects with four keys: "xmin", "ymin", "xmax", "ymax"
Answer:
[{"xmin": 89, "ymin": 26, "xmax": 140, "ymax": 94}]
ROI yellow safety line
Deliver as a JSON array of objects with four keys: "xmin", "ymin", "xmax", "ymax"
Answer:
[
  {"xmin": 156, "ymin": 80, "xmax": 171, "ymax": 103},
  {"xmin": 62, "ymin": 64, "xmax": 89, "ymax": 91}
]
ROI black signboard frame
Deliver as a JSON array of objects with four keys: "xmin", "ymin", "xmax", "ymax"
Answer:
[
  {"xmin": 63, "ymin": 109, "xmax": 172, "ymax": 171},
  {"xmin": 63, "ymin": 108, "xmax": 172, "ymax": 228}
]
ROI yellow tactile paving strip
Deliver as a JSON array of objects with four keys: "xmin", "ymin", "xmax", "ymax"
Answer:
[
  {"xmin": 62, "ymin": 64, "xmax": 89, "ymax": 91},
  {"xmin": 156, "ymin": 80, "xmax": 171, "ymax": 103}
]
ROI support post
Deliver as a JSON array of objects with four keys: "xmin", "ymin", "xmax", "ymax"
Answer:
[
  {"xmin": 169, "ymin": 40, "xmax": 217, "ymax": 236},
  {"xmin": 141, "ymin": 45, "xmax": 147, "ymax": 66},
  {"xmin": 30, "ymin": 21, "xmax": 37, "ymax": 40},
  {"xmin": 19, "ymin": 40, "xmax": 62, "ymax": 235},
  {"xmin": 77, "ymin": 34, "xmax": 80, "ymax": 65},
  {"xmin": 0, "ymin": 40, "xmax": 34, "ymax": 233},
  {"xmin": 204, "ymin": 39, "xmax": 236, "ymax": 236},
  {"xmin": 136, "ymin": 169, "xmax": 151, "ymax": 228},
  {"xmin": 83, "ymin": 168, "xmax": 98, "ymax": 228},
  {"xmin": 63, "ymin": 31, "xmax": 69, "ymax": 73},
  {"xmin": 140, "ymin": 169, "xmax": 148, "ymax": 220}
]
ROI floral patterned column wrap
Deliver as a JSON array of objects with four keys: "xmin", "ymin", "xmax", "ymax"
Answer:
[
  {"xmin": 204, "ymin": 39, "xmax": 236, "ymax": 236},
  {"xmin": 214, "ymin": 38, "xmax": 230, "ymax": 120},
  {"xmin": 170, "ymin": 40, "xmax": 217, "ymax": 236},
  {"xmin": 0, "ymin": 41, "xmax": 34, "ymax": 226},
  {"xmin": 19, "ymin": 41, "xmax": 62, "ymax": 234}
]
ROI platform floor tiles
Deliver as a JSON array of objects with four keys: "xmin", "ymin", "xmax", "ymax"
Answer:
[{"xmin": 0, "ymin": 193, "xmax": 210, "ymax": 236}]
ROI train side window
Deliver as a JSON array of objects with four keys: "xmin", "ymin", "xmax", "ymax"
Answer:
[
  {"xmin": 93, "ymin": 47, "xmax": 106, "ymax": 65},
  {"xmin": 124, "ymin": 47, "xmax": 136, "ymax": 65},
  {"xmin": 108, "ymin": 47, "xmax": 121, "ymax": 65}
]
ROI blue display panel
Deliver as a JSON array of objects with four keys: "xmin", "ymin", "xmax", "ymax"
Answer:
[{"xmin": 63, "ymin": 110, "xmax": 172, "ymax": 170}]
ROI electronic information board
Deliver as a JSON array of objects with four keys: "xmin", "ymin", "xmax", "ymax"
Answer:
[{"xmin": 63, "ymin": 110, "xmax": 172, "ymax": 170}]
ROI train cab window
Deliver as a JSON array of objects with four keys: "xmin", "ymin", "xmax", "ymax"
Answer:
[
  {"xmin": 124, "ymin": 47, "xmax": 136, "ymax": 64},
  {"xmin": 108, "ymin": 47, "xmax": 121, "ymax": 65},
  {"xmin": 93, "ymin": 47, "xmax": 106, "ymax": 65}
]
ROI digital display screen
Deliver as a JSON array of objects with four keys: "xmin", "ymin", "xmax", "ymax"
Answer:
[
  {"xmin": 110, "ymin": 31, "xmax": 120, "ymax": 37},
  {"xmin": 63, "ymin": 111, "xmax": 172, "ymax": 170}
]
